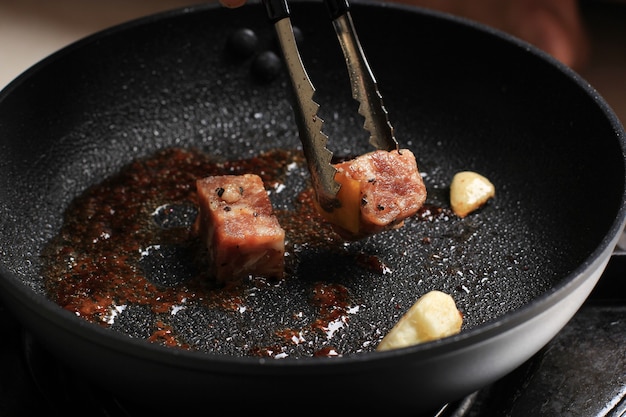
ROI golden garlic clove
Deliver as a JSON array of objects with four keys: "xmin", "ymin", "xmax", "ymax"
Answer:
[
  {"xmin": 450, "ymin": 171, "xmax": 495, "ymax": 218},
  {"xmin": 376, "ymin": 290, "xmax": 463, "ymax": 351}
]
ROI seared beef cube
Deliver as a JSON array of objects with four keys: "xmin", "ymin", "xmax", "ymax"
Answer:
[
  {"xmin": 320, "ymin": 149, "xmax": 427, "ymax": 240},
  {"xmin": 192, "ymin": 174, "xmax": 285, "ymax": 284}
]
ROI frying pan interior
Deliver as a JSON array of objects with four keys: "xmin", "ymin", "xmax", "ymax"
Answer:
[{"xmin": 0, "ymin": 0, "xmax": 624, "ymax": 412}]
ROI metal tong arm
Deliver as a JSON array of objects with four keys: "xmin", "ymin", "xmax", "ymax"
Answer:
[
  {"xmin": 325, "ymin": 0, "xmax": 398, "ymax": 152},
  {"xmin": 263, "ymin": 0, "xmax": 340, "ymax": 211}
]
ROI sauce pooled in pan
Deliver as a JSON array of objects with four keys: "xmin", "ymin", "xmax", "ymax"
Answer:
[{"xmin": 41, "ymin": 146, "xmax": 441, "ymax": 356}]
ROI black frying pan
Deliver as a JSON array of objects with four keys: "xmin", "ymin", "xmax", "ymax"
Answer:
[{"xmin": 0, "ymin": 1, "xmax": 624, "ymax": 414}]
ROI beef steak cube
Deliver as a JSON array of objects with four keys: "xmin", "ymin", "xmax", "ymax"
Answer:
[{"xmin": 193, "ymin": 174, "xmax": 285, "ymax": 284}]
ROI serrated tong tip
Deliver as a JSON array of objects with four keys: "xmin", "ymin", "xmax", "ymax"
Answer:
[
  {"xmin": 327, "ymin": 0, "xmax": 398, "ymax": 152},
  {"xmin": 262, "ymin": 0, "xmax": 397, "ymax": 211}
]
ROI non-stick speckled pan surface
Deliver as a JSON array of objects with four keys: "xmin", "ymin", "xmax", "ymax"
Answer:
[{"xmin": 0, "ymin": 1, "xmax": 624, "ymax": 414}]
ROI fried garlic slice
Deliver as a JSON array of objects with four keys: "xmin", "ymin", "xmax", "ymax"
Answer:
[
  {"xmin": 377, "ymin": 290, "xmax": 462, "ymax": 351},
  {"xmin": 450, "ymin": 171, "xmax": 495, "ymax": 218}
]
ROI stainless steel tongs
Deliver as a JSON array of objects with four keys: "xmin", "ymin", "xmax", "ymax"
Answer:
[{"xmin": 262, "ymin": 0, "xmax": 398, "ymax": 211}]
